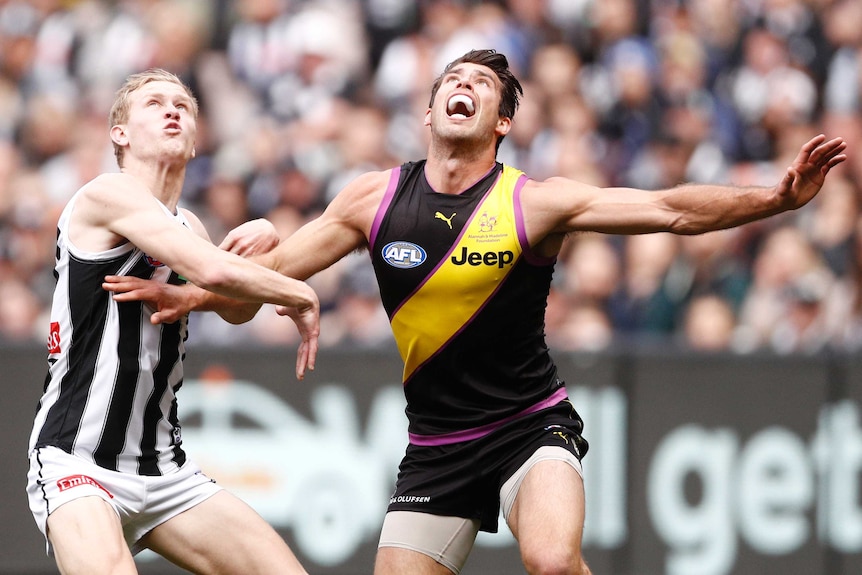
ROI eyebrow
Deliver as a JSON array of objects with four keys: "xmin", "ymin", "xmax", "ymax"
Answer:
[
  {"xmin": 139, "ymin": 89, "xmax": 193, "ymax": 105},
  {"xmin": 446, "ymin": 66, "xmax": 497, "ymax": 84}
]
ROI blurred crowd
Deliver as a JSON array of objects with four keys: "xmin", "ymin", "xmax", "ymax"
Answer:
[{"xmin": 2, "ymin": 0, "xmax": 862, "ymax": 355}]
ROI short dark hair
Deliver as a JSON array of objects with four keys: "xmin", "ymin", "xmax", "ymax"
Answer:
[
  {"xmin": 430, "ymin": 50, "xmax": 523, "ymax": 153},
  {"xmin": 430, "ymin": 49, "xmax": 523, "ymax": 121}
]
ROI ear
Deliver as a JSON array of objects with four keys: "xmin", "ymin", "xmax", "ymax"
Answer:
[
  {"xmin": 423, "ymin": 109, "xmax": 432, "ymax": 127},
  {"xmin": 495, "ymin": 116, "xmax": 512, "ymax": 138},
  {"xmin": 110, "ymin": 125, "xmax": 128, "ymax": 147},
  {"xmin": 191, "ymin": 147, "xmax": 196, "ymax": 158}
]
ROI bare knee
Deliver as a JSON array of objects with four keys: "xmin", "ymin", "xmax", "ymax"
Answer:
[{"xmin": 521, "ymin": 546, "xmax": 591, "ymax": 575}]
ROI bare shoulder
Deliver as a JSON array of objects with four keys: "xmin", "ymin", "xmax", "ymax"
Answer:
[
  {"xmin": 328, "ymin": 169, "xmax": 393, "ymax": 225},
  {"xmin": 68, "ymin": 174, "xmax": 145, "ymax": 250},
  {"xmin": 81, "ymin": 172, "xmax": 146, "ymax": 199},
  {"xmin": 520, "ymin": 176, "xmax": 598, "ymax": 212},
  {"xmin": 336, "ymin": 169, "xmax": 392, "ymax": 202},
  {"xmin": 523, "ymin": 176, "xmax": 597, "ymax": 195},
  {"xmin": 76, "ymin": 173, "xmax": 153, "ymax": 218}
]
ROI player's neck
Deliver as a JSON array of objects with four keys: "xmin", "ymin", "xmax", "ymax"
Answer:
[
  {"xmin": 121, "ymin": 160, "xmax": 186, "ymax": 213},
  {"xmin": 425, "ymin": 145, "xmax": 497, "ymax": 195}
]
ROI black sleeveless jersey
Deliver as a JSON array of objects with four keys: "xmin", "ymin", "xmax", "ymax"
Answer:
[{"xmin": 369, "ymin": 161, "xmax": 566, "ymax": 445}]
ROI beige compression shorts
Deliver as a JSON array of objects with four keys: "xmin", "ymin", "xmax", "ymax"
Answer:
[{"xmin": 378, "ymin": 445, "xmax": 582, "ymax": 574}]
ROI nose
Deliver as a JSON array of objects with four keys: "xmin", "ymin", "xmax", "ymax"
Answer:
[{"xmin": 165, "ymin": 107, "xmax": 180, "ymax": 119}]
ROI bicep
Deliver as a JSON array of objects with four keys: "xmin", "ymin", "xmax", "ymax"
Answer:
[
  {"xmin": 266, "ymin": 170, "xmax": 385, "ymax": 279},
  {"xmin": 527, "ymin": 179, "xmax": 676, "ymax": 237},
  {"xmin": 269, "ymin": 214, "xmax": 366, "ymax": 280},
  {"xmin": 93, "ymin": 189, "xmax": 224, "ymax": 280}
]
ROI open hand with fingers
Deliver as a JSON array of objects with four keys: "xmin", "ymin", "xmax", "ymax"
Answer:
[
  {"xmin": 103, "ymin": 275, "xmax": 191, "ymax": 325},
  {"xmin": 775, "ymin": 134, "xmax": 847, "ymax": 210},
  {"xmin": 276, "ymin": 303, "xmax": 320, "ymax": 381}
]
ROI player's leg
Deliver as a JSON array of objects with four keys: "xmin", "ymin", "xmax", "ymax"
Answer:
[
  {"xmin": 375, "ymin": 511, "xmax": 479, "ymax": 575},
  {"xmin": 141, "ymin": 490, "xmax": 307, "ymax": 575},
  {"xmin": 375, "ymin": 547, "xmax": 453, "ymax": 575},
  {"xmin": 505, "ymin": 449, "xmax": 591, "ymax": 575},
  {"xmin": 47, "ymin": 496, "xmax": 138, "ymax": 575}
]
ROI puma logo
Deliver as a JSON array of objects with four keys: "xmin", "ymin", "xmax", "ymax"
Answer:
[{"xmin": 435, "ymin": 212, "xmax": 456, "ymax": 229}]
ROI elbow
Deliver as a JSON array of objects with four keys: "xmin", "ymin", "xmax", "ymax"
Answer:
[
  {"xmin": 219, "ymin": 305, "xmax": 260, "ymax": 325},
  {"xmin": 192, "ymin": 266, "xmax": 240, "ymax": 294}
]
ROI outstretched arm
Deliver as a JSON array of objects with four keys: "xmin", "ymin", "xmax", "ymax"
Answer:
[
  {"xmin": 104, "ymin": 218, "xmax": 280, "ymax": 325},
  {"xmin": 98, "ymin": 200, "xmax": 320, "ymax": 380},
  {"xmin": 527, "ymin": 134, "xmax": 848, "ymax": 239},
  {"xmin": 103, "ymin": 169, "xmax": 387, "ymax": 376}
]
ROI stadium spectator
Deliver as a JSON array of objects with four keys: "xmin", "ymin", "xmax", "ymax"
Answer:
[{"xmin": 1, "ymin": 0, "xmax": 861, "ymax": 357}]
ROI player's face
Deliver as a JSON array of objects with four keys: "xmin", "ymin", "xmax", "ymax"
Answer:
[
  {"xmin": 425, "ymin": 63, "xmax": 509, "ymax": 146},
  {"xmin": 122, "ymin": 81, "xmax": 197, "ymax": 163}
]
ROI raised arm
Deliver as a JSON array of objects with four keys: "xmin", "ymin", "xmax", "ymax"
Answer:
[
  {"xmin": 106, "ymin": 216, "xmax": 281, "ymax": 324},
  {"xmin": 257, "ymin": 169, "xmax": 387, "ymax": 280},
  {"xmin": 81, "ymin": 173, "xmax": 318, "ymax": 308},
  {"xmin": 85, "ymin": 173, "xmax": 319, "ymax": 378},
  {"xmin": 524, "ymin": 134, "xmax": 847, "ymax": 241},
  {"xmin": 103, "ymin": 169, "xmax": 388, "ymax": 347}
]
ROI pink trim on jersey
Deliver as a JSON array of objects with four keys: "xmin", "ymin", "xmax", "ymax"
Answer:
[
  {"xmin": 514, "ymin": 175, "xmax": 556, "ymax": 267},
  {"xmin": 408, "ymin": 386, "xmax": 568, "ymax": 446},
  {"xmin": 391, "ymin": 170, "xmax": 503, "ymax": 318},
  {"xmin": 396, "ymin": 170, "xmax": 505, "ymax": 384},
  {"xmin": 423, "ymin": 162, "xmax": 499, "ymax": 195},
  {"xmin": 369, "ymin": 167, "xmax": 402, "ymax": 250}
]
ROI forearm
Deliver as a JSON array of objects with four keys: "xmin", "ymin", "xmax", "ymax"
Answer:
[
  {"xmin": 187, "ymin": 285, "xmax": 262, "ymax": 324},
  {"xmin": 147, "ymin": 282, "xmax": 259, "ymax": 324},
  {"xmin": 657, "ymin": 184, "xmax": 782, "ymax": 235}
]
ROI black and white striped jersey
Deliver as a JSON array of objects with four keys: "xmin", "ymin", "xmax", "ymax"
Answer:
[{"xmin": 30, "ymin": 192, "xmax": 190, "ymax": 476}]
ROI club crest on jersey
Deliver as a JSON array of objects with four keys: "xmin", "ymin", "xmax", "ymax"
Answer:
[
  {"xmin": 478, "ymin": 211, "xmax": 497, "ymax": 232},
  {"xmin": 382, "ymin": 241, "xmax": 427, "ymax": 269},
  {"xmin": 144, "ymin": 254, "xmax": 165, "ymax": 267}
]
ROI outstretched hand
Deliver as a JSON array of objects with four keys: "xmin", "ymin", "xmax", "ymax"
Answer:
[
  {"xmin": 776, "ymin": 134, "xmax": 847, "ymax": 210},
  {"xmin": 276, "ymin": 302, "xmax": 320, "ymax": 381},
  {"xmin": 103, "ymin": 275, "xmax": 191, "ymax": 324}
]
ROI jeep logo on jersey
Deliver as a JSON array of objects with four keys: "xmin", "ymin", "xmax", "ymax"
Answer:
[
  {"xmin": 382, "ymin": 241, "xmax": 427, "ymax": 269},
  {"xmin": 451, "ymin": 246, "xmax": 515, "ymax": 268}
]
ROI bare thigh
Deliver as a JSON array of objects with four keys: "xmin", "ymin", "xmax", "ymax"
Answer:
[
  {"xmin": 47, "ymin": 496, "xmax": 137, "ymax": 575},
  {"xmin": 507, "ymin": 459, "xmax": 591, "ymax": 575},
  {"xmin": 141, "ymin": 490, "xmax": 307, "ymax": 575},
  {"xmin": 375, "ymin": 546, "xmax": 458, "ymax": 575}
]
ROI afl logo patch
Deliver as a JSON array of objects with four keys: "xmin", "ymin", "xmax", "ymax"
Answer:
[{"xmin": 382, "ymin": 241, "xmax": 427, "ymax": 269}]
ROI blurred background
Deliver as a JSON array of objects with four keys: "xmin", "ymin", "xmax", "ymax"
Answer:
[
  {"xmin": 3, "ymin": 0, "xmax": 862, "ymax": 574},
  {"xmin": 2, "ymin": 0, "xmax": 862, "ymax": 354}
]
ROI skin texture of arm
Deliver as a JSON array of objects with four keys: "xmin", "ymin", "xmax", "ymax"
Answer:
[
  {"xmin": 78, "ymin": 172, "xmax": 318, "ymax": 309},
  {"xmin": 84, "ymin": 172, "xmax": 319, "ymax": 378},
  {"xmin": 260, "ymin": 170, "xmax": 388, "ymax": 280},
  {"xmin": 522, "ymin": 134, "xmax": 847, "ymax": 258},
  {"xmin": 105, "ymin": 219, "xmax": 281, "ymax": 325},
  {"xmin": 106, "ymin": 170, "xmax": 387, "ymax": 322},
  {"xmin": 103, "ymin": 135, "xmax": 846, "ymax": 332}
]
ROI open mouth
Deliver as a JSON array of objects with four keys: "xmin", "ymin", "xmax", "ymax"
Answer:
[{"xmin": 447, "ymin": 94, "xmax": 475, "ymax": 119}]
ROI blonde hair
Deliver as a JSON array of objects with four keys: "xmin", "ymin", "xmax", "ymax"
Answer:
[{"xmin": 109, "ymin": 68, "xmax": 199, "ymax": 167}]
